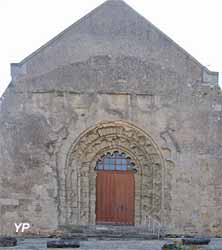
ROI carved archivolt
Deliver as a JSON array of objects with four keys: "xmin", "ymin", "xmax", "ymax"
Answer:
[{"xmin": 63, "ymin": 121, "xmax": 166, "ymax": 225}]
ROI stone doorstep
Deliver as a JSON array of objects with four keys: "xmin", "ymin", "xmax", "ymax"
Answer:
[
  {"xmin": 59, "ymin": 225, "xmax": 160, "ymax": 240},
  {"xmin": 61, "ymin": 232, "xmax": 157, "ymax": 241},
  {"xmin": 61, "ymin": 224, "xmax": 159, "ymax": 233}
]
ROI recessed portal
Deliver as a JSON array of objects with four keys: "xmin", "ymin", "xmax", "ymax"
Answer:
[{"xmin": 64, "ymin": 121, "xmax": 164, "ymax": 226}]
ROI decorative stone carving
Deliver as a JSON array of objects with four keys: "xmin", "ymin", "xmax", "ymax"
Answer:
[
  {"xmin": 62, "ymin": 121, "xmax": 167, "ymax": 226},
  {"xmin": 160, "ymin": 132, "xmax": 176, "ymax": 226}
]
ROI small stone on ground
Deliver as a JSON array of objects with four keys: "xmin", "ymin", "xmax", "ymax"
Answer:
[
  {"xmin": 0, "ymin": 237, "xmax": 17, "ymax": 247},
  {"xmin": 182, "ymin": 237, "xmax": 211, "ymax": 245},
  {"xmin": 47, "ymin": 239, "xmax": 80, "ymax": 248}
]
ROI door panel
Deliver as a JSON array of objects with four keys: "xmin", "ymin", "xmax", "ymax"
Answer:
[{"xmin": 96, "ymin": 171, "xmax": 134, "ymax": 225}]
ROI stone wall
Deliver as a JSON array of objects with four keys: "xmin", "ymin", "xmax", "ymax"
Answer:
[
  {"xmin": 1, "ymin": 75, "xmax": 221, "ymax": 236},
  {"xmin": 0, "ymin": 0, "xmax": 221, "ymax": 237}
]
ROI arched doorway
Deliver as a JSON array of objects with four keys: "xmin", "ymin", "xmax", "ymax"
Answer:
[
  {"xmin": 62, "ymin": 121, "xmax": 168, "ymax": 227},
  {"xmin": 95, "ymin": 151, "xmax": 135, "ymax": 225}
]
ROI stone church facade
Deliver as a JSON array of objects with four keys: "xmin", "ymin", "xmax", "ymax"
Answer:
[{"xmin": 0, "ymin": 0, "xmax": 221, "ymax": 236}]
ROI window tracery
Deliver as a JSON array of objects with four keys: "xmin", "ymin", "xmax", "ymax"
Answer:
[{"xmin": 96, "ymin": 151, "xmax": 135, "ymax": 171}]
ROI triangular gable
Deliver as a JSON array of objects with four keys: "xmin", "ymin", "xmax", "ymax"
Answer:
[{"xmin": 11, "ymin": 0, "xmax": 218, "ymax": 85}]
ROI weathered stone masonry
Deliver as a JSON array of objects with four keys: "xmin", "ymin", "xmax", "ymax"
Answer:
[
  {"xmin": 63, "ymin": 121, "xmax": 166, "ymax": 226},
  {"xmin": 0, "ymin": 0, "xmax": 221, "ymax": 236}
]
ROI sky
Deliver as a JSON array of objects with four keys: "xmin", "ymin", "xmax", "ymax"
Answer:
[{"xmin": 0, "ymin": 0, "xmax": 221, "ymax": 96}]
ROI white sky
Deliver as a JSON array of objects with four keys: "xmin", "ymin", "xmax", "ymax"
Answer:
[{"xmin": 0, "ymin": 0, "xmax": 221, "ymax": 96}]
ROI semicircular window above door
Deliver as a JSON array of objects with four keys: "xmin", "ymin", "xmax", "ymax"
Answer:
[{"xmin": 95, "ymin": 151, "xmax": 136, "ymax": 171}]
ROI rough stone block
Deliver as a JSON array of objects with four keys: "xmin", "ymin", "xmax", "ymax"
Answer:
[
  {"xmin": 47, "ymin": 239, "xmax": 80, "ymax": 248},
  {"xmin": 182, "ymin": 237, "xmax": 211, "ymax": 245},
  {"xmin": 0, "ymin": 237, "xmax": 17, "ymax": 247}
]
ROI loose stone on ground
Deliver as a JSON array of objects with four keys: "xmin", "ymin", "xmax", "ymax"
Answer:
[
  {"xmin": 0, "ymin": 237, "xmax": 17, "ymax": 247},
  {"xmin": 47, "ymin": 239, "xmax": 80, "ymax": 248}
]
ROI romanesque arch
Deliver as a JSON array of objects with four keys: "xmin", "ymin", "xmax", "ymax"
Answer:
[{"xmin": 62, "ymin": 121, "xmax": 165, "ymax": 226}]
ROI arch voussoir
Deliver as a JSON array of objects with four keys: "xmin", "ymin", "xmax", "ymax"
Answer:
[{"xmin": 62, "ymin": 121, "xmax": 165, "ymax": 226}]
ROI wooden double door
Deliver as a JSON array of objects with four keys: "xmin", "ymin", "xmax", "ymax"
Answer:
[{"xmin": 96, "ymin": 171, "xmax": 134, "ymax": 225}]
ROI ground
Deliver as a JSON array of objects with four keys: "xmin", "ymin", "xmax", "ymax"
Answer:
[{"xmin": 1, "ymin": 238, "xmax": 222, "ymax": 250}]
